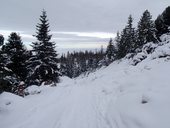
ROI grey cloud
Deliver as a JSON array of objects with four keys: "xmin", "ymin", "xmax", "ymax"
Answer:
[{"xmin": 0, "ymin": 0, "xmax": 169, "ymax": 32}]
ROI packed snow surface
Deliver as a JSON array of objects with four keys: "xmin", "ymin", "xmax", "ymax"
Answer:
[{"xmin": 1, "ymin": 35, "xmax": 170, "ymax": 128}]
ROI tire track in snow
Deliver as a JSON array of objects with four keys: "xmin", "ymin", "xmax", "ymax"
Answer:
[{"xmin": 51, "ymin": 84, "xmax": 112, "ymax": 128}]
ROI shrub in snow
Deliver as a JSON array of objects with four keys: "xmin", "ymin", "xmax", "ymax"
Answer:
[
  {"xmin": 151, "ymin": 43, "xmax": 170, "ymax": 59},
  {"xmin": 125, "ymin": 53, "xmax": 136, "ymax": 59},
  {"xmin": 24, "ymin": 85, "xmax": 41, "ymax": 96},
  {"xmin": 160, "ymin": 34, "xmax": 170, "ymax": 42},
  {"xmin": 158, "ymin": 34, "xmax": 170, "ymax": 46},
  {"xmin": 41, "ymin": 81, "xmax": 57, "ymax": 86},
  {"xmin": 131, "ymin": 53, "xmax": 147, "ymax": 66},
  {"xmin": 129, "ymin": 42, "xmax": 159, "ymax": 65},
  {"xmin": 99, "ymin": 57, "xmax": 111, "ymax": 67},
  {"xmin": 142, "ymin": 42, "xmax": 157, "ymax": 54},
  {"xmin": 127, "ymin": 34, "xmax": 170, "ymax": 66},
  {"xmin": 0, "ymin": 75, "xmax": 19, "ymax": 94}
]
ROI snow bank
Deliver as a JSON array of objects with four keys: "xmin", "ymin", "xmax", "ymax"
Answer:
[
  {"xmin": 0, "ymin": 92, "xmax": 24, "ymax": 114},
  {"xmin": 24, "ymin": 85, "xmax": 41, "ymax": 95},
  {"xmin": 107, "ymin": 59, "xmax": 170, "ymax": 128}
]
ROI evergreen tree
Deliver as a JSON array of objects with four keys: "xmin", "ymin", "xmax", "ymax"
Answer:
[
  {"xmin": 115, "ymin": 31, "xmax": 120, "ymax": 45},
  {"xmin": 113, "ymin": 32, "xmax": 120, "ymax": 59},
  {"xmin": 125, "ymin": 15, "xmax": 137, "ymax": 53},
  {"xmin": 65, "ymin": 54, "xmax": 74, "ymax": 78},
  {"xmin": 72, "ymin": 58, "xmax": 80, "ymax": 77},
  {"xmin": 106, "ymin": 38, "xmax": 116, "ymax": 61},
  {"xmin": 155, "ymin": 6, "xmax": 170, "ymax": 37},
  {"xmin": 27, "ymin": 10, "xmax": 60, "ymax": 85},
  {"xmin": 0, "ymin": 35, "xmax": 8, "ymax": 93},
  {"xmin": 155, "ymin": 15, "xmax": 168, "ymax": 37},
  {"xmin": 116, "ymin": 29, "xmax": 128, "ymax": 59},
  {"xmin": 116, "ymin": 15, "xmax": 136, "ymax": 59},
  {"xmin": 0, "ymin": 35, "xmax": 4, "ymax": 46},
  {"xmin": 2, "ymin": 32, "xmax": 28, "ymax": 81},
  {"xmin": 0, "ymin": 34, "xmax": 18, "ymax": 93},
  {"xmin": 59, "ymin": 54, "xmax": 67, "ymax": 76},
  {"xmin": 80, "ymin": 57, "xmax": 87, "ymax": 73},
  {"xmin": 100, "ymin": 45, "xmax": 104, "ymax": 55},
  {"xmin": 137, "ymin": 10, "xmax": 157, "ymax": 49},
  {"xmin": 162, "ymin": 6, "xmax": 170, "ymax": 27}
]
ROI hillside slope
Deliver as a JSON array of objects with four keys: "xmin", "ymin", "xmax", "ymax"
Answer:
[{"xmin": 0, "ymin": 34, "xmax": 170, "ymax": 128}]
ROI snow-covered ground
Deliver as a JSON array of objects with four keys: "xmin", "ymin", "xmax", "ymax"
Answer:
[{"xmin": 1, "ymin": 35, "xmax": 170, "ymax": 128}]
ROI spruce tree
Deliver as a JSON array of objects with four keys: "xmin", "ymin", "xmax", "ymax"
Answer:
[
  {"xmin": 116, "ymin": 15, "xmax": 136, "ymax": 59},
  {"xmin": 116, "ymin": 29, "xmax": 128, "ymax": 59},
  {"xmin": 155, "ymin": 6, "xmax": 170, "ymax": 37},
  {"xmin": 106, "ymin": 38, "xmax": 116, "ymax": 61},
  {"xmin": 0, "ymin": 35, "xmax": 4, "ymax": 46},
  {"xmin": 59, "ymin": 54, "xmax": 67, "ymax": 76},
  {"xmin": 0, "ymin": 35, "xmax": 8, "ymax": 93},
  {"xmin": 155, "ymin": 15, "xmax": 168, "ymax": 37},
  {"xmin": 2, "ymin": 32, "xmax": 28, "ymax": 81},
  {"xmin": 0, "ymin": 33, "xmax": 25, "ymax": 93},
  {"xmin": 137, "ymin": 10, "xmax": 157, "ymax": 49},
  {"xmin": 125, "ymin": 15, "xmax": 137, "ymax": 53},
  {"xmin": 115, "ymin": 32, "xmax": 120, "ymax": 44},
  {"xmin": 162, "ymin": 6, "xmax": 170, "ymax": 27},
  {"xmin": 27, "ymin": 10, "xmax": 60, "ymax": 85},
  {"xmin": 65, "ymin": 54, "xmax": 74, "ymax": 78}
]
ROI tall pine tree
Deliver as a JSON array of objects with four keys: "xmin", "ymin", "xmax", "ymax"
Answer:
[
  {"xmin": 116, "ymin": 15, "xmax": 136, "ymax": 59},
  {"xmin": 2, "ymin": 32, "xmax": 28, "ymax": 81},
  {"xmin": 136, "ymin": 10, "xmax": 157, "ymax": 50},
  {"xmin": 0, "ymin": 35, "xmax": 4, "ymax": 46},
  {"xmin": 27, "ymin": 10, "xmax": 60, "ymax": 86},
  {"xmin": 162, "ymin": 6, "xmax": 170, "ymax": 27},
  {"xmin": 155, "ymin": 6, "xmax": 170, "ymax": 37},
  {"xmin": 0, "ymin": 35, "xmax": 10, "ymax": 93},
  {"xmin": 106, "ymin": 38, "xmax": 116, "ymax": 61},
  {"xmin": 0, "ymin": 33, "xmax": 23, "ymax": 93}
]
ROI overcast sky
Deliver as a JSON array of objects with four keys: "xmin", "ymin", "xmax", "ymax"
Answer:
[{"xmin": 0, "ymin": 0, "xmax": 169, "ymax": 52}]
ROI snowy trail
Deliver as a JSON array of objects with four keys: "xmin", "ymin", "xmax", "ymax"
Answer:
[
  {"xmin": 0, "ymin": 61, "xmax": 135, "ymax": 128},
  {"xmin": 0, "ymin": 78, "xmax": 113, "ymax": 128},
  {"xmin": 52, "ymin": 85, "xmax": 111, "ymax": 128}
]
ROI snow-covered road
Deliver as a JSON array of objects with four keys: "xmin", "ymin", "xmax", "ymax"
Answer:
[{"xmin": 0, "ymin": 75, "xmax": 113, "ymax": 128}]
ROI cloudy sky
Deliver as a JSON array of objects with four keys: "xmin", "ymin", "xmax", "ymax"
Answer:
[{"xmin": 0, "ymin": 0, "xmax": 169, "ymax": 52}]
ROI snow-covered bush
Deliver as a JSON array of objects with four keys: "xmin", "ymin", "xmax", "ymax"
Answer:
[
  {"xmin": 151, "ymin": 43, "xmax": 170, "ymax": 59},
  {"xmin": 131, "ymin": 53, "xmax": 147, "ymax": 66},
  {"xmin": 125, "ymin": 53, "xmax": 136, "ymax": 59},
  {"xmin": 160, "ymin": 34, "xmax": 170, "ymax": 42},
  {"xmin": 142, "ymin": 42, "xmax": 157, "ymax": 54},
  {"xmin": 24, "ymin": 85, "xmax": 41, "ymax": 96},
  {"xmin": 129, "ymin": 35, "xmax": 170, "ymax": 65}
]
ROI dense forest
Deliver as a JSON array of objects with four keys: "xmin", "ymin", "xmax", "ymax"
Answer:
[{"xmin": 0, "ymin": 6, "xmax": 170, "ymax": 96}]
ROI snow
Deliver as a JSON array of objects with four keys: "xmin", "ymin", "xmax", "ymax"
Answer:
[
  {"xmin": 107, "ymin": 59, "xmax": 170, "ymax": 128},
  {"xmin": 1, "ymin": 35, "xmax": 170, "ymax": 128},
  {"xmin": 24, "ymin": 85, "xmax": 41, "ymax": 95}
]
